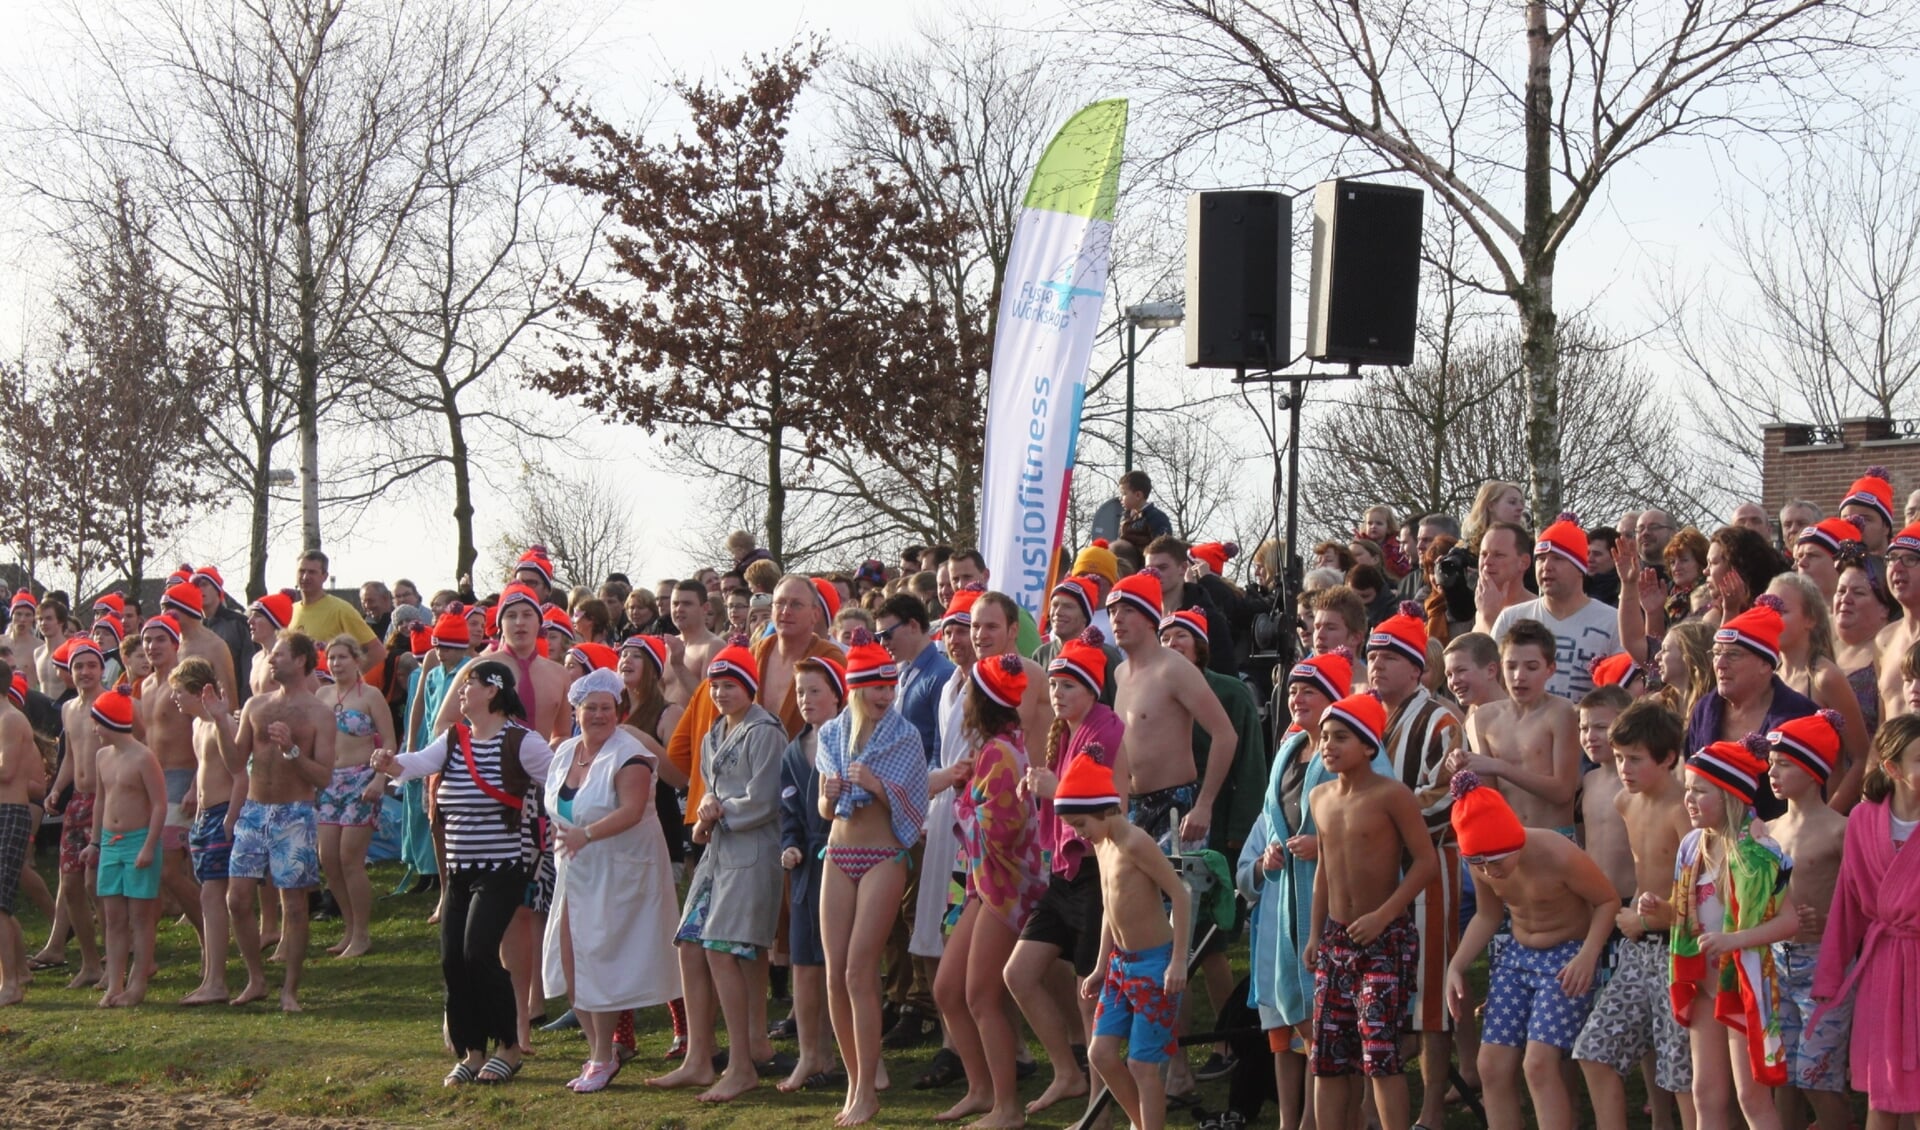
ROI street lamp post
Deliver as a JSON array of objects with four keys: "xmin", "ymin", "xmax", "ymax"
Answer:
[{"xmin": 1121, "ymin": 301, "xmax": 1185, "ymax": 471}]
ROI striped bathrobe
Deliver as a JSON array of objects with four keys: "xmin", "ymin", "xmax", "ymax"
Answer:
[{"xmin": 1381, "ymin": 685, "xmax": 1465, "ymax": 1033}]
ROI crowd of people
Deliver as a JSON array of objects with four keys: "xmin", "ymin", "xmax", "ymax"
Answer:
[{"xmin": 0, "ymin": 467, "xmax": 1915, "ymax": 1130}]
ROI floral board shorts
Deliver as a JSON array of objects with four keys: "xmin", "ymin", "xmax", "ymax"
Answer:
[
  {"xmin": 1774, "ymin": 940, "xmax": 1850, "ymax": 1093},
  {"xmin": 1092, "ymin": 941, "xmax": 1182, "ymax": 1063},
  {"xmin": 674, "ymin": 876, "xmax": 758, "ymax": 960},
  {"xmin": 315, "ymin": 764, "xmax": 379, "ymax": 828},
  {"xmin": 229, "ymin": 800, "xmax": 321, "ymax": 890},
  {"xmin": 1312, "ymin": 912, "xmax": 1418, "ymax": 1078},
  {"xmin": 59, "ymin": 791, "xmax": 95, "ymax": 874}
]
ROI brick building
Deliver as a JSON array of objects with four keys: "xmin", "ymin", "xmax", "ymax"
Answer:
[{"xmin": 1762, "ymin": 416, "xmax": 1920, "ymax": 520}]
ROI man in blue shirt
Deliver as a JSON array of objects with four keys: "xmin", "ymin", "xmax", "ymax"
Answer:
[
  {"xmin": 877, "ymin": 593, "xmax": 954, "ymax": 763},
  {"xmin": 873, "ymin": 592, "xmax": 955, "ymax": 1047}
]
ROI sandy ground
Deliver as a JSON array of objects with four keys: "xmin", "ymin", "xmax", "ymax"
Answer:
[{"xmin": 0, "ymin": 1073, "xmax": 394, "ymax": 1129}]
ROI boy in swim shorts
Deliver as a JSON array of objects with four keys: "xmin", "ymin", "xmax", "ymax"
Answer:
[
  {"xmin": 1444, "ymin": 772, "xmax": 1616, "ymax": 1130},
  {"xmin": 1303, "ymin": 691, "xmax": 1440, "ymax": 1130},
  {"xmin": 169, "ymin": 657, "xmax": 242, "ymax": 1005},
  {"xmin": 81, "ymin": 689, "xmax": 166, "ymax": 1008},
  {"xmin": 1058, "ymin": 755, "xmax": 1190, "ymax": 1130}
]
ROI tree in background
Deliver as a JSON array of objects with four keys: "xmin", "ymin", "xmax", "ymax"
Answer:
[
  {"xmin": 493, "ymin": 460, "xmax": 636, "ymax": 593},
  {"xmin": 540, "ymin": 42, "xmax": 969, "ymax": 568},
  {"xmin": 1117, "ymin": 0, "xmax": 1904, "ymax": 525}
]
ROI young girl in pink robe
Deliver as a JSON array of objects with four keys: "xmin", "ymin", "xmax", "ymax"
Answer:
[{"xmin": 1813, "ymin": 713, "xmax": 1920, "ymax": 1121}]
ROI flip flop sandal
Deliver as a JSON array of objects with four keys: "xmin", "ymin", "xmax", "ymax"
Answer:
[
  {"xmin": 443, "ymin": 1062, "xmax": 479, "ymax": 1087},
  {"xmin": 476, "ymin": 1055, "xmax": 522, "ymax": 1084},
  {"xmin": 801, "ymin": 1070, "xmax": 847, "ymax": 1091},
  {"xmin": 27, "ymin": 957, "xmax": 67, "ymax": 971}
]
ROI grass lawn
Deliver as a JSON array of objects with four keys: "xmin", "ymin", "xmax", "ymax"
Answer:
[{"xmin": 2, "ymin": 855, "xmax": 1280, "ymax": 1128}]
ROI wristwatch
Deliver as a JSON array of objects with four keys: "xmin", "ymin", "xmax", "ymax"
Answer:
[
  {"xmin": 583, "ymin": 826, "xmax": 594, "ymax": 843},
  {"xmin": 283, "ymin": 742, "xmax": 301, "ymax": 761}
]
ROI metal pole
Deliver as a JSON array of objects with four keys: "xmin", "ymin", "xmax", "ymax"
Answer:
[
  {"xmin": 1123, "ymin": 319, "xmax": 1137, "ymax": 471},
  {"xmin": 1282, "ymin": 378, "xmax": 1304, "ymax": 671}
]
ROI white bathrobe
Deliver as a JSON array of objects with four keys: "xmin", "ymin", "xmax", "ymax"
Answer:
[
  {"xmin": 541, "ymin": 728, "xmax": 680, "ymax": 1011},
  {"xmin": 910, "ymin": 665, "xmax": 980, "ymax": 959}
]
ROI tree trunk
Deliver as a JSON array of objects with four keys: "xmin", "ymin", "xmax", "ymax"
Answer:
[
  {"xmin": 1519, "ymin": 0, "xmax": 1561, "ymax": 525},
  {"xmin": 765, "ymin": 418, "xmax": 786, "ymax": 568},
  {"xmin": 292, "ymin": 58, "xmax": 322, "ymax": 554},
  {"xmin": 246, "ymin": 424, "xmax": 273, "ymax": 601},
  {"xmin": 448, "ymin": 403, "xmax": 476, "ymax": 583}
]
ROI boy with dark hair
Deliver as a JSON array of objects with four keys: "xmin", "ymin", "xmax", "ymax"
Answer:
[
  {"xmin": 1060, "ymin": 754, "xmax": 1190, "ymax": 1130},
  {"xmin": 1572, "ymin": 700, "xmax": 1695, "ymax": 1130},
  {"xmin": 1460, "ymin": 620, "xmax": 1581, "ymax": 835},
  {"xmin": 169, "ymin": 656, "xmax": 242, "ymax": 1006},
  {"xmin": 1305, "ymin": 690, "xmax": 1441, "ymax": 1130}
]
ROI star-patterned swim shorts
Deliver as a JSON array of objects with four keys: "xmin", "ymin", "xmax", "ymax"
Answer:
[{"xmin": 1482, "ymin": 935, "xmax": 1598, "ymax": 1051}]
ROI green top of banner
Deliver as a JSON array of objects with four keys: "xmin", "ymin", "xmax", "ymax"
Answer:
[{"xmin": 1022, "ymin": 99, "xmax": 1128, "ymax": 222}]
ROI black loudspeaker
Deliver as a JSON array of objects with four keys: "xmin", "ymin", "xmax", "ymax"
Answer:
[
  {"xmin": 1184, "ymin": 190, "xmax": 1289, "ymax": 370},
  {"xmin": 1305, "ymin": 179, "xmax": 1423, "ymax": 367}
]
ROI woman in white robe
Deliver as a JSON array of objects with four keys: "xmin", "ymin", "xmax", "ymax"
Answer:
[{"xmin": 543, "ymin": 670, "xmax": 679, "ymax": 1093}]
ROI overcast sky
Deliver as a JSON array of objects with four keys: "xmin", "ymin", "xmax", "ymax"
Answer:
[{"xmin": 0, "ymin": 0, "xmax": 1894, "ymax": 592}]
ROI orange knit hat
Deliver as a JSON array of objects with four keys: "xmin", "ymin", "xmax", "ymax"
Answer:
[{"xmin": 1450, "ymin": 770, "xmax": 1527, "ymax": 859}]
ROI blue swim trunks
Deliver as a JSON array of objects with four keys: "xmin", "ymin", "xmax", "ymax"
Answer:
[
  {"xmin": 1774, "ymin": 940, "xmax": 1851, "ymax": 1093},
  {"xmin": 228, "ymin": 800, "xmax": 320, "ymax": 890},
  {"xmin": 1482, "ymin": 935, "xmax": 1598, "ymax": 1050},
  {"xmin": 97, "ymin": 827, "xmax": 161, "ymax": 900},
  {"xmin": 1093, "ymin": 941, "xmax": 1182, "ymax": 1064},
  {"xmin": 189, "ymin": 802, "xmax": 233, "ymax": 883}
]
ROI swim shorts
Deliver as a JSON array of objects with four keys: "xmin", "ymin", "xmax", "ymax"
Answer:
[
  {"xmin": 1128, "ymin": 781, "xmax": 1198, "ymax": 848},
  {"xmin": 315, "ymin": 764, "xmax": 379, "ymax": 827},
  {"xmin": 1481, "ymin": 936, "xmax": 1599, "ymax": 1051},
  {"xmin": 97, "ymin": 827, "xmax": 161, "ymax": 900},
  {"xmin": 189, "ymin": 802, "xmax": 233, "ymax": 883},
  {"xmin": 1019, "ymin": 858, "xmax": 1104, "ymax": 975},
  {"xmin": 59, "ymin": 791, "xmax": 95, "ymax": 874},
  {"xmin": 1311, "ymin": 912, "xmax": 1417, "ymax": 1077},
  {"xmin": 0, "ymin": 803, "xmax": 29, "ymax": 914},
  {"xmin": 674, "ymin": 875, "xmax": 758, "ymax": 960},
  {"xmin": 162, "ymin": 767, "xmax": 195, "ymax": 851},
  {"xmin": 1774, "ymin": 940, "xmax": 1850, "ymax": 1093},
  {"xmin": 229, "ymin": 800, "xmax": 320, "ymax": 889},
  {"xmin": 1572, "ymin": 933, "xmax": 1692, "ymax": 1092},
  {"xmin": 1092, "ymin": 941, "xmax": 1182, "ymax": 1064}
]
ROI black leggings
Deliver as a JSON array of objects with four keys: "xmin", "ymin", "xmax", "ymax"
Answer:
[{"xmin": 442, "ymin": 864, "xmax": 527, "ymax": 1056}]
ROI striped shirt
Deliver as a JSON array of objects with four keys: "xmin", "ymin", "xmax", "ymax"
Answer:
[{"xmin": 389, "ymin": 723, "xmax": 555, "ymax": 872}]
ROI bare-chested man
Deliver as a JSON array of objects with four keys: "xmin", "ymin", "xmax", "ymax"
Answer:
[
  {"xmin": 46, "ymin": 640, "xmax": 108, "ymax": 987},
  {"xmin": 1876, "ymin": 522, "xmax": 1920, "ymax": 721},
  {"xmin": 746, "ymin": 576, "xmax": 842, "ymax": 737},
  {"xmin": 970, "ymin": 592, "xmax": 1051, "ymax": 747},
  {"xmin": 670, "ymin": 579, "xmax": 723, "ymax": 683},
  {"xmin": 1572, "ymin": 701, "xmax": 1696, "ymax": 1130},
  {"xmin": 160, "ymin": 582, "xmax": 241, "ymax": 705},
  {"xmin": 1444, "ymin": 775, "xmax": 1615, "ymax": 1130},
  {"xmin": 1459, "ymin": 621, "xmax": 1581, "ymax": 835},
  {"xmin": 137, "ymin": 615, "xmax": 206, "ymax": 945},
  {"xmin": 6, "ymin": 593, "xmax": 40, "ymax": 694},
  {"xmin": 434, "ymin": 584, "xmax": 569, "ymax": 743},
  {"xmin": 227, "ymin": 630, "xmax": 334, "ymax": 1012},
  {"xmin": 244, "ymin": 596, "xmax": 291, "ymax": 696},
  {"xmin": 169, "ymin": 657, "xmax": 241, "ymax": 1006},
  {"xmin": 33, "ymin": 599, "xmax": 74, "ymax": 695},
  {"xmin": 0, "ymin": 661, "xmax": 44, "ymax": 1006},
  {"xmin": 1105, "ymin": 571, "xmax": 1236, "ymax": 847}
]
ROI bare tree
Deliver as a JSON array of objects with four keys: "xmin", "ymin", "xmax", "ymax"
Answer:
[
  {"xmin": 1114, "ymin": 0, "xmax": 1905, "ymax": 525},
  {"xmin": 1669, "ymin": 108, "xmax": 1920, "ymax": 482},
  {"xmin": 14, "ymin": 0, "xmax": 476, "ymax": 594},
  {"xmin": 343, "ymin": 5, "xmax": 596, "ymax": 581},
  {"xmin": 494, "ymin": 460, "xmax": 637, "ymax": 592}
]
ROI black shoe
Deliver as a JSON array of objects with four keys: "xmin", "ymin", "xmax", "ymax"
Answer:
[
  {"xmin": 407, "ymin": 874, "xmax": 440, "ymax": 896},
  {"xmin": 767, "ymin": 1017, "xmax": 797, "ymax": 1041},
  {"xmin": 881, "ymin": 1008, "xmax": 937, "ymax": 1049},
  {"xmin": 1015, "ymin": 1057, "xmax": 1038, "ymax": 1081},
  {"xmin": 1194, "ymin": 1051, "xmax": 1238, "ymax": 1081},
  {"xmin": 913, "ymin": 1047, "xmax": 963, "ymax": 1090},
  {"xmin": 879, "ymin": 1001, "xmax": 901, "ymax": 1036},
  {"xmin": 1196, "ymin": 1112, "xmax": 1247, "ymax": 1130}
]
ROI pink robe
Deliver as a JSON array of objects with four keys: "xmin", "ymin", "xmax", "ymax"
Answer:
[{"xmin": 1812, "ymin": 800, "xmax": 1920, "ymax": 1111}]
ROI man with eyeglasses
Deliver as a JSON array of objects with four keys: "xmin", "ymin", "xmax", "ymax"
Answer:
[
  {"xmin": 1685, "ymin": 596, "xmax": 1810, "ymax": 820},
  {"xmin": 1634, "ymin": 510, "xmax": 1677, "ymax": 566},
  {"xmin": 1876, "ymin": 522, "xmax": 1920, "ymax": 723}
]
